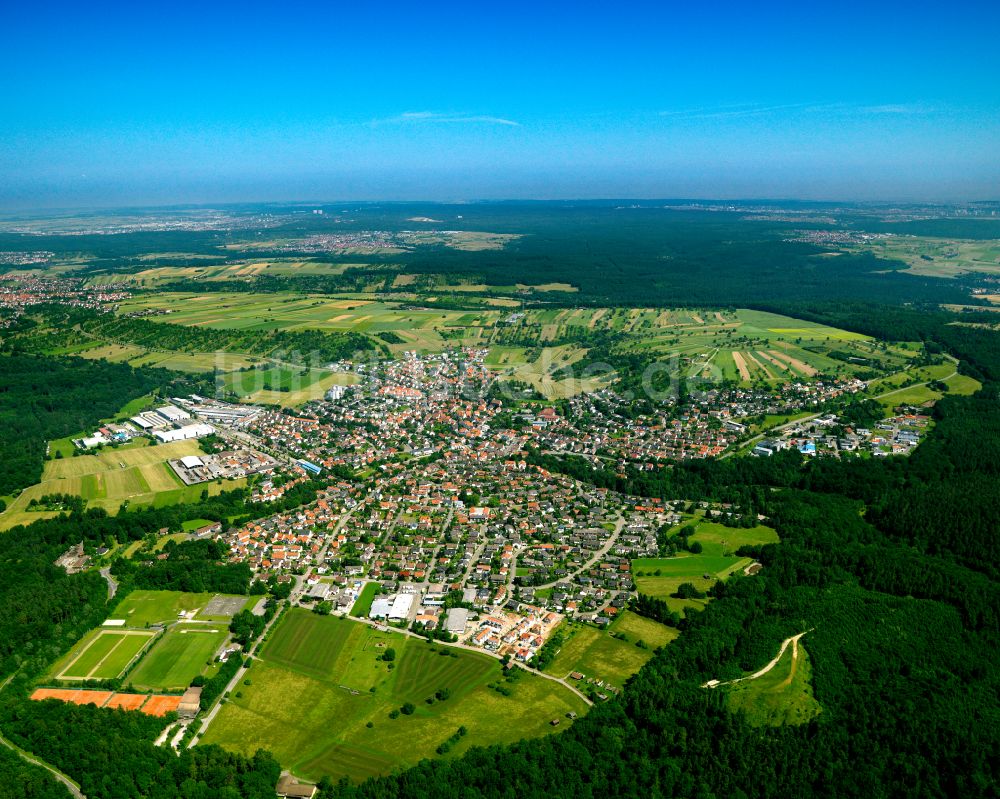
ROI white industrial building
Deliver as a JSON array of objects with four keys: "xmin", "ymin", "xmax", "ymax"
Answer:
[
  {"xmin": 155, "ymin": 405, "xmax": 191, "ymax": 424},
  {"xmin": 179, "ymin": 455, "xmax": 204, "ymax": 469},
  {"xmin": 370, "ymin": 593, "xmax": 414, "ymax": 621},
  {"xmin": 388, "ymin": 593, "xmax": 414, "ymax": 620},
  {"xmin": 154, "ymin": 423, "xmax": 214, "ymax": 443},
  {"xmin": 369, "ymin": 597, "xmax": 393, "ymax": 620}
]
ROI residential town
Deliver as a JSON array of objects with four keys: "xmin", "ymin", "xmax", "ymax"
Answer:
[
  {"xmin": 91, "ymin": 348, "xmax": 880, "ymax": 665},
  {"xmin": 0, "ymin": 273, "xmax": 131, "ymax": 315}
]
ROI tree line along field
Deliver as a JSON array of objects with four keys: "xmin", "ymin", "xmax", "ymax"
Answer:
[
  {"xmin": 632, "ymin": 515, "xmax": 780, "ymax": 615},
  {"xmin": 0, "ymin": 439, "xmax": 245, "ymax": 531},
  {"xmin": 200, "ymin": 609, "xmax": 589, "ymax": 783},
  {"xmin": 542, "ymin": 610, "xmax": 679, "ymax": 690}
]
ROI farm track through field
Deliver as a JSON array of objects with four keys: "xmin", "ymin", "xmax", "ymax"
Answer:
[{"xmin": 744, "ymin": 351, "xmax": 776, "ymax": 380}]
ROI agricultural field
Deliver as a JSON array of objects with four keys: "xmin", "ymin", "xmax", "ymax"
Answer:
[
  {"xmin": 495, "ymin": 307, "xmax": 913, "ymax": 389},
  {"xmin": 485, "ymin": 344, "xmax": 614, "ymax": 398},
  {"xmin": 222, "ymin": 364, "xmax": 360, "ymax": 406},
  {"xmin": 632, "ymin": 516, "xmax": 778, "ymax": 614},
  {"xmin": 89, "ymin": 294, "xmax": 919, "ymax": 399},
  {"xmin": 127, "ymin": 624, "xmax": 229, "ymax": 691},
  {"xmin": 0, "ymin": 440, "xmax": 245, "ymax": 530},
  {"xmin": 543, "ymin": 611, "xmax": 678, "ymax": 689},
  {"xmin": 113, "ymin": 293, "xmax": 499, "ymax": 354},
  {"xmin": 50, "ymin": 629, "xmax": 157, "ymax": 681},
  {"xmin": 201, "ymin": 610, "xmax": 588, "ymax": 783},
  {"xmin": 723, "ymin": 639, "xmax": 822, "ymax": 726},
  {"xmin": 85, "ymin": 259, "xmax": 356, "ymax": 287},
  {"xmin": 854, "ymin": 235, "xmax": 1000, "ymax": 277},
  {"xmin": 107, "ymin": 295, "xmax": 902, "ymax": 386}
]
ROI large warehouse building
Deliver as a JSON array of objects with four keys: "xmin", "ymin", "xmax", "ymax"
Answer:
[{"xmin": 154, "ymin": 423, "xmax": 214, "ymax": 443}]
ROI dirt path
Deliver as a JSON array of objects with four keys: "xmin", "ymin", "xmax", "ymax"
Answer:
[
  {"xmin": 99, "ymin": 568, "xmax": 118, "ymax": 600},
  {"xmin": 702, "ymin": 630, "xmax": 811, "ymax": 688}
]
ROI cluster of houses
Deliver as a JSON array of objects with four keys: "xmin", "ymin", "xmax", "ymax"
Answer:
[
  {"xmin": 753, "ymin": 409, "xmax": 930, "ymax": 458},
  {"xmin": 0, "ymin": 273, "xmax": 130, "ymax": 315},
  {"xmin": 200, "ymin": 352, "xmax": 935, "ymax": 644},
  {"xmin": 532, "ymin": 379, "xmax": 869, "ymax": 464},
  {"xmin": 467, "ymin": 606, "xmax": 562, "ymax": 661}
]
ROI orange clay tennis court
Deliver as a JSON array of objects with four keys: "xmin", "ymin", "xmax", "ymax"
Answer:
[
  {"xmin": 104, "ymin": 693, "xmax": 149, "ymax": 711},
  {"xmin": 31, "ymin": 688, "xmax": 113, "ymax": 706},
  {"xmin": 142, "ymin": 695, "xmax": 183, "ymax": 716},
  {"xmin": 31, "ymin": 688, "xmax": 181, "ymax": 716}
]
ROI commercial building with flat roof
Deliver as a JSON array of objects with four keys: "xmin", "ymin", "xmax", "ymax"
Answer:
[
  {"xmin": 445, "ymin": 607, "xmax": 469, "ymax": 634},
  {"xmin": 388, "ymin": 593, "xmax": 414, "ymax": 620},
  {"xmin": 154, "ymin": 423, "xmax": 214, "ymax": 443}
]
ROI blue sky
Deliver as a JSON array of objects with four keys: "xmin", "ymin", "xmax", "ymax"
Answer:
[{"xmin": 2, "ymin": 0, "xmax": 998, "ymax": 208}]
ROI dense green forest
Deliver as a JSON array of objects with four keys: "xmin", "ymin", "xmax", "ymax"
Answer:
[
  {"xmin": 0, "ymin": 355, "xmax": 172, "ymax": 496},
  {"xmin": 3, "ymin": 204, "xmax": 992, "ymax": 309},
  {"xmin": 0, "ymin": 746, "xmax": 68, "ymax": 799}
]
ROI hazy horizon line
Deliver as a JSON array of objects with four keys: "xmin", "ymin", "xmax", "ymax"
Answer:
[{"xmin": 2, "ymin": 194, "xmax": 997, "ymax": 218}]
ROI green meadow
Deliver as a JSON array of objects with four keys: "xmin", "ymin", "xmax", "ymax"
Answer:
[
  {"xmin": 128, "ymin": 624, "xmax": 229, "ymax": 691},
  {"xmin": 632, "ymin": 516, "xmax": 778, "ymax": 614},
  {"xmin": 723, "ymin": 639, "xmax": 822, "ymax": 726},
  {"xmin": 201, "ymin": 610, "xmax": 588, "ymax": 783},
  {"xmin": 543, "ymin": 611, "xmax": 679, "ymax": 689}
]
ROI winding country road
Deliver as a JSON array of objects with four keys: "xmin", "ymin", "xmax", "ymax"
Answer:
[
  {"xmin": 0, "ymin": 676, "xmax": 86, "ymax": 799},
  {"xmin": 99, "ymin": 568, "xmax": 118, "ymax": 600}
]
